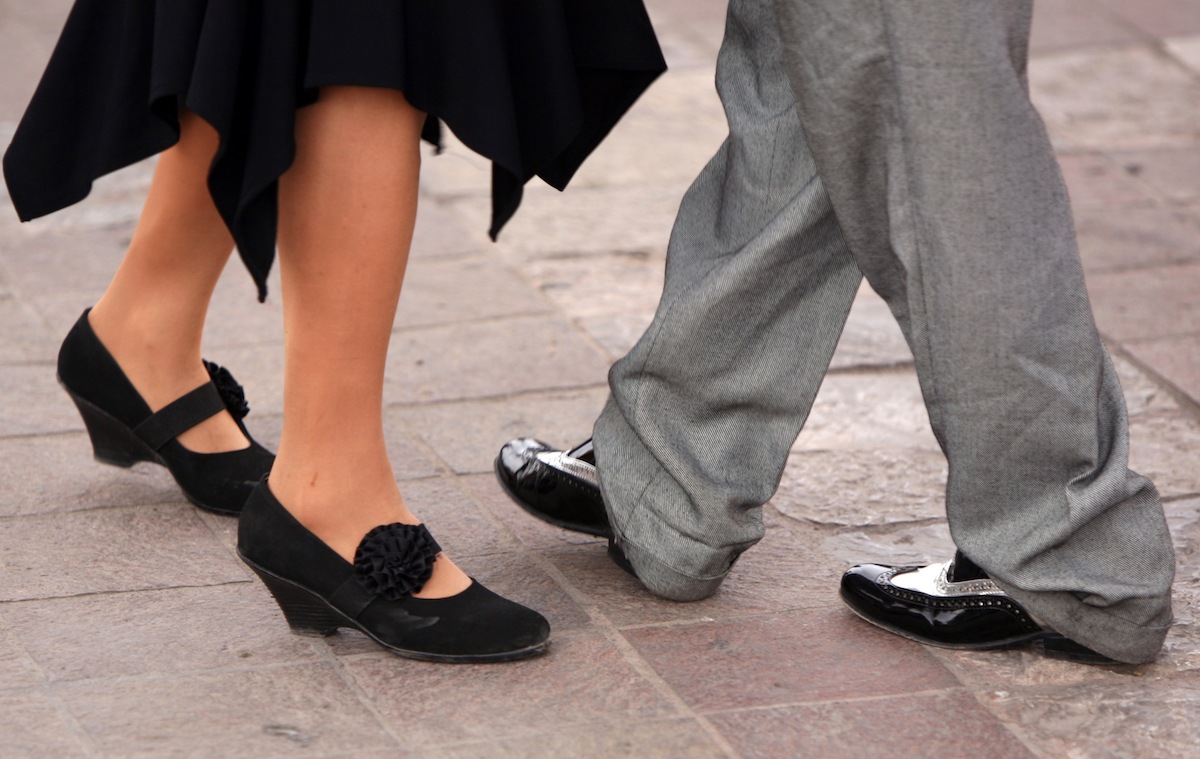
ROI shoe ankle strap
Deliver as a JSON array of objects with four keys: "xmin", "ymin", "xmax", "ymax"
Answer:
[{"xmin": 133, "ymin": 383, "xmax": 226, "ymax": 450}]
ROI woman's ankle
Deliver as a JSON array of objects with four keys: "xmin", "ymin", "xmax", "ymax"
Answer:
[{"xmin": 85, "ymin": 304, "xmax": 251, "ymax": 454}]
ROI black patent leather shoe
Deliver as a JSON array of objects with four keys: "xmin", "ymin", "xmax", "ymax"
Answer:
[
  {"xmin": 57, "ymin": 309, "xmax": 275, "ymax": 515},
  {"xmin": 238, "ymin": 481, "xmax": 551, "ymax": 663},
  {"xmin": 495, "ymin": 438, "xmax": 638, "ymax": 578},
  {"xmin": 840, "ymin": 552, "xmax": 1113, "ymax": 663},
  {"xmin": 495, "ymin": 438, "xmax": 611, "ymax": 538}
]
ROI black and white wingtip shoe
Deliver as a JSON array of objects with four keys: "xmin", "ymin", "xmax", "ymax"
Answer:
[{"xmin": 840, "ymin": 551, "xmax": 1114, "ymax": 663}]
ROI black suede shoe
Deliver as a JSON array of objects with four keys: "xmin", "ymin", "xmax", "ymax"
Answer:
[
  {"xmin": 840, "ymin": 552, "xmax": 1113, "ymax": 663},
  {"xmin": 57, "ymin": 309, "xmax": 275, "ymax": 515},
  {"xmin": 495, "ymin": 438, "xmax": 611, "ymax": 537},
  {"xmin": 238, "ymin": 481, "xmax": 551, "ymax": 663}
]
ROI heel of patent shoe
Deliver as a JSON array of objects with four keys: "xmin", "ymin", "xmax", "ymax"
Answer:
[
  {"xmin": 242, "ymin": 559, "xmax": 344, "ymax": 637},
  {"xmin": 61, "ymin": 384, "xmax": 157, "ymax": 468}
]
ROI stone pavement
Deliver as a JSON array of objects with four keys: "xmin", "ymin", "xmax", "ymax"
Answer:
[{"xmin": 1, "ymin": 0, "xmax": 1199, "ymax": 756}]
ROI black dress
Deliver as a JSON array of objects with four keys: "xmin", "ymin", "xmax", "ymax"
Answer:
[{"xmin": 2, "ymin": 0, "xmax": 666, "ymax": 299}]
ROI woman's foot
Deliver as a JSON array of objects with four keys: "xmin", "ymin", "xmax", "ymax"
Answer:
[
  {"xmin": 58, "ymin": 309, "xmax": 275, "ymax": 515},
  {"xmin": 238, "ymin": 480, "xmax": 550, "ymax": 662},
  {"xmin": 86, "ymin": 305, "xmax": 250, "ymax": 454}
]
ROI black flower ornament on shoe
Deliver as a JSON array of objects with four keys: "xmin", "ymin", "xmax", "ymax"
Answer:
[
  {"xmin": 354, "ymin": 523, "xmax": 441, "ymax": 599},
  {"xmin": 203, "ymin": 360, "xmax": 251, "ymax": 420}
]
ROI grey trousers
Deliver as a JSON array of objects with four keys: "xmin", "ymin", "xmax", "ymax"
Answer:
[{"xmin": 592, "ymin": 0, "xmax": 1175, "ymax": 663}]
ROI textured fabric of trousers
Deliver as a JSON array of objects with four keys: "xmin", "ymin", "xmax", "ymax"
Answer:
[{"xmin": 592, "ymin": 0, "xmax": 1174, "ymax": 663}]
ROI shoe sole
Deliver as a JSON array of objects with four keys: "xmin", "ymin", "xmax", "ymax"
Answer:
[
  {"xmin": 839, "ymin": 589, "xmax": 1114, "ymax": 664},
  {"xmin": 240, "ymin": 553, "xmax": 551, "ymax": 664},
  {"xmin": 493, "ymin": 455, "xmax": 613, "ymax": 539}
]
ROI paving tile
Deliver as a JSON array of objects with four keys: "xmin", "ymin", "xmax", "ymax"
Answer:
[
  {"xmin": 1093, "ymin": 0, "xmax": 1200, "ymax": 38},
  {"xmin": 415, "ymin": 131, "xmax": 496, "ymax": 201},
  {"xmin": 437, "ymin": 718, "xmax": 727, "ymax": 759},
  {"xmin": 520, "ymin": 249, "xmax": 666, "ymax": 321},
  {"xmin": 400, "ymin": 476, "xmax": 518, "ymax": 559},
  {"xmin": 1076, "ymin": 204, "xmax": 1200, "ymax": 273},
  {"xmin": 200, "ymin": 265, "xmax": 284, "ymax": 348},
  {"xmin": 0, "ymin": 504, "xmax": 247, "ymax": 601},
  {"xmin": 4, "ymin": 583, "xmax": 318, "ymax": 682},
  {"xmin": 0, "ymin": 628, "xmax": 43, "ymax": 691},
  {"xmin": 974, "ymin": 673, "xmax": 1200, "ymax": 759},
  {"xmin": 0, "ymin": 432, "xmax": 182, "ymax": 518},
  {"xmin": 774, "ymin": 449, "xmax": 949, "ymax": 528},
  {"xmin": 447, "ymin": 183, "xmax": 681, "ymax": 260},
  {"xmin": 0, "ymin": 692, "xmax": 91, "ymax": 758},
  {"xmin": 341, "ymin": 631, "xmax": 679, "ymax": 748},
  {"xmin": 1125, "ymin": 333, "xmax": 1200, "ymax": 404},
  {"xmin": 460, "ymin": 472, "xmax": 613, "ymax": 553},
  {"xmin": 394, "ymin": 256, "xmax": 551, "ymax": 330},
  {"xmin": 621, "ymin": 607, "xmax": 959, "ymax": 711},
  {"xmin": 829, "ymin": 287, "xmax": 913, "ymax": 370},
  {"xmin": 1166, "ymin": 33, "xmax": 1200, "ymax": 74},
  {"xmin": 792, "ymin": 372, "xmax": 940, "ymax": 453},
  {"xmin": 708, "ymin": 691, "xmax": 1034, "ymax": 759},
  {"xmin": 383, "ymin": 316, "xmax": 610, "ymax": 406},
  {"xmin": 1113, "ymin": 352, "xmax": 1185, "ymax": 417},
  {"xmin": 394, "ymin": 387, "xmax": 608, "ymax": 474},
  {"xmin": 1127, "ymin": 409, "xmax": 1200, "ymax": 499},
  {"xmin": 566, "ymin": 69, "xmax": 727, "ymax": 190},
  {"xmin": 1030, "ymin": 46, "xmax": 1200, "ymax": 150},
  {"xmin": 578, "ymin": 310, "xmax": 657, "ymax": 361},
  {"xmin": 1110, "ymin": 147, "xmax": 1200, "ymax": 204},
  {"xmin": 817, "ymin": 520, "xmax": 956, "ymax": 572},
  {"xmin": 0, "ymin": 226, "xmax": 122, "ymax": 300},
  {"xmin": 410, "ymin": 195, "xmax": 485, "ymax": 261},
  {"xmin": 1089, "ymin": 261, "xmax": 1200, "ymax": 341},
  {"xmin": 0, "ymin": 293, "xmax": 55, "ymax": 363},
  {"xmin": 546, "ymin": 522, "xmax": 840, "ymax": 629},
  {"xmin": 1056, "ymin": 152, "xmax": 1155, "ymax": 207},
  {"xmin": 60, "ymin": 662, "xmax": 398, "ymax": 757},
  {"xmin": 382, "ymin": 408, "xmax": 447, "ymax": 481},
  {"xmin": 0, "ymin": 362, "xmax": 88, "ymax": 437},
  {"xmin": 1030, "ymin": 0, "xmax": 1139, "ymax": 53}
]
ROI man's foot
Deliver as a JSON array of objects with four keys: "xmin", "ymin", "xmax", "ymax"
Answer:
[
  {"xmin": 495, "ymin": 438, "xmax": 637, "ymax": 577},
  {"xmin": 840, "ymin": 551, "xmax": 1113, "ymax": 663},
  {"xmin": 494, "ymin": 438, "xmax": 611, "ymax": 537}
]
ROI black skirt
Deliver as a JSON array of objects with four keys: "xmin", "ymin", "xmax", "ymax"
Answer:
[{"xmin": 2, "ymin": 0, "xmax": 666, "ymax": 299}]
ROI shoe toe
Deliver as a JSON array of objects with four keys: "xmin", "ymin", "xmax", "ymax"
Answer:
[{"xmin": 495, "ymin": 437, "xmax": 611, "ymax": 538}]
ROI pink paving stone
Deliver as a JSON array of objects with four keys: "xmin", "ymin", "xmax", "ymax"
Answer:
[
  {"xmin": 1056, "ymin": 153, "xmax": 1154, "ymax": 208},
  {"xmin": 621, "ymin": 607, "xmax": 960, "ymax": 712},
  {"xmin": 1110, "ymin": 148, "xmax": 1200, "ymax": 204},
  {"xmin": 340, "ymin": 631, "xmax": 679, "ymax": 749},
  {"xmin": 707, "ymin": 691, "xmax": 1035, "ymax": 759},
  {"xmin": 1031, "ymin": 0, "xmax": 1140, "ymax": 53},
  {"xmin": 1093, "ymin": 0, "xmax": 1200, "ymax": 38},
  {"xmin": 1088, "ymin": 261, "xmax": 1200, "ymax": 341},
  {"xmin": 1125, "ymin": 333, "xmax": 1200, "ymax": 402}
]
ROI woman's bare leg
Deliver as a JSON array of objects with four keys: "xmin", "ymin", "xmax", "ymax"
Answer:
[
  {"xmin": 270, "ymin": 86, "xmax": 470, "ymax": 599},
  {"xmin": 88, "ymin": 110, "xmax": 249, "ymax": 454}
]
